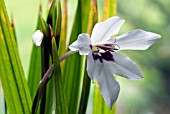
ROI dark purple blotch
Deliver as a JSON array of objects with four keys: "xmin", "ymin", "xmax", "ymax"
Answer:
[
  {"xmin": 92, "ymin": 53, "xmax": 103, "ymax": 63},
  {"xmin": 101, "ymin": 51, "xmax": 114, "ymax": 61},
  {"xmin": 92, "ymin": 51, "xmax": 114, "ymax": 63}
]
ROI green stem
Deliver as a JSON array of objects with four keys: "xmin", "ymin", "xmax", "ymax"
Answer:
[{"xmin": 32, "ymin": 51, "xmax": 77, "ymax": 114}]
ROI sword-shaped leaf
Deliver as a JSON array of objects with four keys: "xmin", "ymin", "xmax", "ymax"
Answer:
[
  {"xmin": 52, "ymin": 36, "xmax": 68, "ymax": 114},
  {"xmin": 0, "ymin": 0, "xmax": 32, "ymax": 114},
  {"xmin": 63, "ymin": 1, "xmax": 85, "ymax": 113}
]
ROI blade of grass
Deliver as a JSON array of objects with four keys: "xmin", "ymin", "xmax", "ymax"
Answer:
[
  {"xmin": 44, "ymin": 73, "xmax": 54, "ymax": 114},
  {"xmin": 45, "ymin": 1, "xmax": 62, "ymax": 113},
  {"xmin": 3, "ymin": 13, "xmax": 16, "ymax": 114},
  {"xmin": 27, "ymin": 45, "xmax": 41, "ymax": 99},
  {"xmin": 10, "ymin": 14, "xmax": 17, "ymax": 44},
  {"xmin": 28, "ymin": 5, "xmax": 42, "ymax": 99},
  {"xmin": 54, "ymin": 0, "xmax": 61, "ymax": 46},
  {"xmin": 59, "ymin": 0, "xmax": 67, "ymax": 59},
  {"xmin": 78, "ymin": 0, "xmax": 98, "ymax": 113},
  {"xmin": 52, "ymin": 36, "xmax": 68, "ymax": 114},
  {"xmin": 32, "ymin": 6, "xmax": 58, "ymax": 113},
  {"xmin": 63, "ymin": 1, "xmax": 85, "ymax": 113},
  {"xmin": 78, "ymin": 70, "xmax": 90, "ymax": 114},
  {"xmin": 47, "ymin": 0, "xmax": 57, "ymax": 32},
  {"xmin": 0, "ymin": 0, "xmax": 32, "ymax": 113},
  {"xmin": 81, "ymin": 0, "xmax": 91, "ymax": 33},
  {"xmin": 39, "ymin": 13, "xmax": 51, "ymax": 114},
  {"xmin": 0, "ymin": 32, "xmax": 19, "ymax": 113},
  {"xmin": 102, "ymin": 0, "xmax": 116, "ymax": 21}
]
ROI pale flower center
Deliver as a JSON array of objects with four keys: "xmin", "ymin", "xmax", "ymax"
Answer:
[{"xmin": 90, "ymin": 44, "xmax": 120, "ymax": 63}]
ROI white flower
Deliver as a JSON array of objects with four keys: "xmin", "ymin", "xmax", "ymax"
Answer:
[
  {"xmin": 69, "ymin": 16, "xmax": 161, "ymax": 108},
  {"xmin": 32, "ymin": 30, "xmax": 44, "ymax": 47}
]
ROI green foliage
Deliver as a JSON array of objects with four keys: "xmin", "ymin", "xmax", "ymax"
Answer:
[
  {"xmin": 62, "ymin": 1, "xmax": 84, "ymax": 113},
  {"xmin": 0, "ymin": 0, "xmax": 32, "ymax": 114},
  {"xmin": 0, "ymin": 0, "xmax": 118, "ymax": 114},
  {"xmin": 27, "ymin": 45, "xmax": 41, "ymax": 99},
  {"xmin": 28, "ymin": 11, "xmax": 42, "ymax": 99},
  {"xmin": 52, "ymin": 36, "xmax": 68, "ymax": 114}
]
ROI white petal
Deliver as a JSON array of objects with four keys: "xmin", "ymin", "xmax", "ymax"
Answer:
[
  {"xmin": 69, "ymin": 33, "xmax": 92, "ymax": 55},
  {"xmin": 115, "ymin": 29, "xmax": 161, "ymax": 50},
  {"xmin": 96, "ymin": 65, "xmax": 120, "ymax": 109},
  {"xmin": 87, "ymin": 53, "xmax": 103, "ymax": 81},
  {"xmin": 91, "ymin": 16, "xmax": 125, "ymax": 45},
  {"xmin": 105, "ymin": 52, "xmax": 143, "ymax": 80},
  {"xmin": 32, "ymin": 30, "xmax": 44, "ymax": 47}
]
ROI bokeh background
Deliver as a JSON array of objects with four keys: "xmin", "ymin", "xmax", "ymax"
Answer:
[{"xmin": 0, "ymin": 0, "xmax": 170, "ymax": 114}]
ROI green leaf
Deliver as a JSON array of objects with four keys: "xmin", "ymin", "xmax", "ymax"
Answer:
[
  {"xmin": 39, "ymin": 13, "xmax": 52, "ymax": 114},
  {"xmin": 45, "ymin": 1, "xmax": 62, "ymax": 113},
  {"xmin": 78, "ymin": 69, "xmax": 91, "ymax": 114},
  {"xmin": 52, "ymin": 36, "xmax": 68, "ymax": 114},
  {"xmin": 10, "ymin": 15, "xmax": 17, "ymax": 45},
  {"xmin": 78, "ymin": 0, "xmax": 93, "ymax": 113},
  {"xmin": 47, "ymin": 0, "xmax": 57, "ymax": 31},
  {"xmin": 39, "ymin": 13, "xmax": 50, "ymax": 38},
  {"xmin": 54, "ymin": 0, "xmax": 62, "ymax": 49},
  {"xmin": 63, "ymin": 0, "xmax": 98, "ymax": 113},
  {"xmin": 59, "ymin": 0, "xmax": 67, "ymax": 57},
  {"xmin": 27, "ymin": 6, "xmax": 42, "ymax": 100},
  {"xmin": 0, "ymin": 0, "xmax": 32, "ymax": 114},
  {"xmin": 44, "ymin": 74, "xmax": 54, "ymax": 114},
  {"xmin": 81, "ymin": 0, "xmax": 91, "ymax": 33},
  {"xmin": 63, "ymin": 1, "xmax": 84, "ymax": 114},
  {"xmin": 47, "ymin": 0, "xmax": 61, "ymax": 43},
  {"xmin": 87, "ymin": 0, "xmax": 98, "ymax": 35},
  {"xmin": 27, "ymin": 45, "xmax": 41, "ymax": 99},
  {"xmin": 102, "ymin": 0, "xmax": 116, "ymax": 20},
  {"xmin": 55, "ymin": 0, "xmax": 62, "ymax": 37}
]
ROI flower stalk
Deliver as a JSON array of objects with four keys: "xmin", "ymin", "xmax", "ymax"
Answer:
[{"xmin": 32, "ymin": 50, "xmax": 77, "ymax": 114}]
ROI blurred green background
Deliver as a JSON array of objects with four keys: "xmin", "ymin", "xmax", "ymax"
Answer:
[{"xmin": 0, "ymin": 0, "xmax": 170, "ymax": 114}]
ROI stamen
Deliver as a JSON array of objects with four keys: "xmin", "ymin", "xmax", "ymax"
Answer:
[{"xmin": 96, "ymin": 44, "xmax": 119, "ymax": 52}]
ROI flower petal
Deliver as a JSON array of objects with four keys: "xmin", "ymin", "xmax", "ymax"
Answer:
[
  {"xmin": 32, "ymin": 30, "xmax": 44, "ymax": 47},
  {"xmin": 105, "ymin": 52, "xmax": 143, "ymax": 80},
  {"xmin": 96, "ymin": 65, "xmax": 120, "ymax": 109},
  {"xmin": 115, "ymin": 29, "xmax": 161, "ymax": 50},
  {"xmin": 91, "ymin": 16, "xmax": 125, "ymax": 45},
  {"xmin": 87, "ymin": 53, "xmax": 103, "ymax": 81},
  {"xmin": 69, "ymin": 33, "xmax": 92, "ymax": 55}
]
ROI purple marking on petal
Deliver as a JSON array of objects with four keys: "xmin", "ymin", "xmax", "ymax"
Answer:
[
  {"xmin": 92, "ymin": 53, "xmax": 103, "ymax": 63},
  {"xmin": 89, "ymin": 44, "xmax": 92, "ymax": 49},
  {"xmin": 101, "ymin": 51, "xmax": 114, "ymax": 61},
  {"xmin": 92, "ymin": 53, "xmax": 99, "ymax": 60},
  {"xmin": 104, "ymin": 44, "xmax": 113, "ymax": 46}
]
